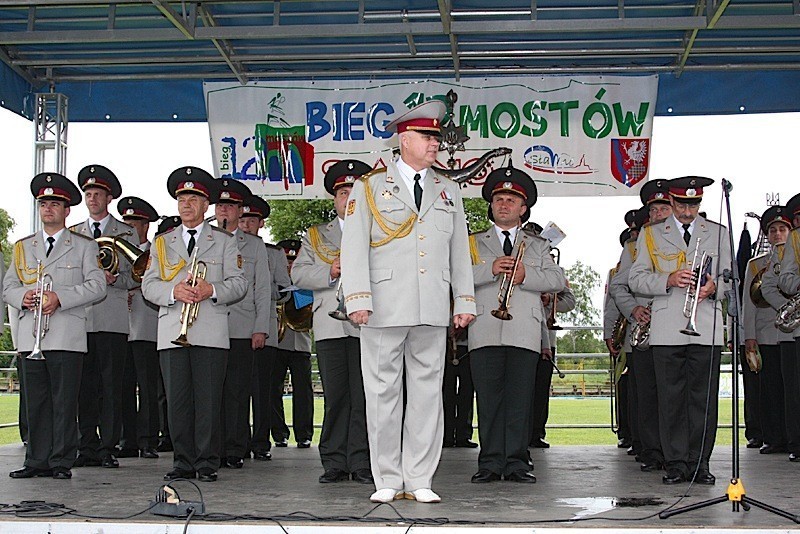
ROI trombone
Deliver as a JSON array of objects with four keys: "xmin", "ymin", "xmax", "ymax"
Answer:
[
  {"xmin": 492, "ymin": 227, "xmax": 525, "ymax": 321},
  {"xmin": 680, "ymin": 239, "xmax": 712, "ymax": 337},
  {"xmin": 172, "ymin": 248, "xmax": 207, "ymax": 347},
  {"xmin": 28, "ymin": 260, "xmax": 53, "ymax": 361}
]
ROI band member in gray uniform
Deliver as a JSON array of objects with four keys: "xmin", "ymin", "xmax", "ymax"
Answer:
[
  {"xmin": 70, "ymin": 165, "xmax": 136, "ymax": 469},
  {"xmin": 774, "ymin": 192, "xmax": 800, "ymax": 461},
  {"xmin": 116, "ymin": 197, "xmax": 161, "ymax": 459},
  {"xmin": 142, "ymin": 167, "xmax": 247, "ymax": 482},
  {"xmin": 743, "ymin": 205, "xmax": 793, "ymax": 454},
  {"xmin": 5, "ymin": 173, "xmax": 106, "ymax": 479},
  {"xmin": 272, "ymin": 239, "xmax": 315, "ymax": 448},
  {"xmin": 610, "ymin": 180, "xmax": 673, "ymax": 471},
  {"xmin": 341, "ymin": 100, "xmax": 476, "ymax": 504},
  {"xmin": 214, "ymin": 179, "xmax": 271, "ymax": 469},
  {"xmin": 629, "ymin": 176, "xmax": 730, "ymax": 485},
  {"xmin": 237, "ymin": 196, "xmax": 285, "ymax": 461},
  {"xmin": 293, "ymin": 159, "xmax": 373, "ymax": 484},
  {"xmin": 468, "ymin": 166, "xmax": 566, "ymax": 484}
]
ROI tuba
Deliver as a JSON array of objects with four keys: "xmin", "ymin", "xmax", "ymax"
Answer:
[
  {"xmin": 277, "ymin": 296, "xmax": 313, "ymax": 342},
  {"xmin": 629, "ymin": 300, "xmax": 652, "ymax": 350},
  {"xmin": 172, "ymin": 248, "xmax": 207, "ymax": 347},
  {"xmin": 775, "ymin": 294, "xmax": 800, "ymax": 333},
  {"xmin": 28, "ymin": 260, "xmax": 52, "ymax": 361},
  {"xmin": 96, "ymin": 232, "xmax": 150, "ymax": 282}
]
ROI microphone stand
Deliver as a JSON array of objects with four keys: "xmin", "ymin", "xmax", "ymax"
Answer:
[{"xmin": 660, "ymin": 179, "xmax": 799, "ymax": 523}]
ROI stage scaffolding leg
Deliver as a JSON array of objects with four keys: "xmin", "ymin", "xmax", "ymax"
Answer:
[{"xmin": 31, "ymin": 92, "xmax": 69, "ymax": 233}]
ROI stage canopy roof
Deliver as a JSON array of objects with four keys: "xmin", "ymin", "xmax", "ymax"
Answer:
[{"xmin": 2, "ymin": 0, "xmax": 800, "ymax": 122}]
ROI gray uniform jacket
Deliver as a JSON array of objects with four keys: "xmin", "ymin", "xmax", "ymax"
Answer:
[
  {"xmin": 70, "ymin": 216, "xmax": 136, "ymax": 334},
  {"xmin": 266, "ymin": 244, "xmax": 291, "ymax": 348},
  {"xmin": 629, "ymin": 216, "xmax": 731, "ymax": 346},
  {"xmin": 603, "ymin": 267, "xmax": 623, "ymax": 340},
  {"xmin": 128, "ymin": 241, "xmax": 158, "ymax": 343},
  {"xmin": 227, "ymin": 230, "xmax": 271, "ymax": 340},
  {"xmin": 761, "ymin": 243, "xmax": 797, "ymax": 341},
  {"xmin": 141, "ymin": 224, "xmax": 247, "ymax": 351},
  {"xmin": 742, "ymin": 252, "xmax": 780, "ymax": 346},
  {"xmin": 467, "ymin": 228, "xmax": 565, "ymax": 353},
  {"xmin": 341, "ymin": 162, "xmax": 476, "ymax": 326},
  {"xmin": 3, "ymin": 230, "xmax": 107, "ymax": 353},
  {"xmin": 777, "ymin": 229, "xmax": 800, "ymax": 338},
  {"xmin": 292, "ymin": 220, "xmax": 359, "ymax": 342},
  {"xmin": 609, "ymin": 239, "xmax": 648, "ymax": 352}
]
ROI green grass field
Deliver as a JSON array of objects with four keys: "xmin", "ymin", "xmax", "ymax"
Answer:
[{"xmin": 0, "ymin": 394, "xmax": 748, "ymax": 448}]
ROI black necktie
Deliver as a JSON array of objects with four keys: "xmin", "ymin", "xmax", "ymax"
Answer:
[
  {"xmin": 413, "ymin": 173, "xmax": 422, "ymax": 211},
  {"xmin": 92, "ymin": 222, "xmax": 101, "ymax": 239},
  {"xmin": 45, "ymin": 236, "xmax": 55, "ymax": 257},
  {"xmin": 187, "ymin": 229, "xmax": 197, "ymax": 255},
  {"xmin": 682, "ymin": 223, "xmax": 691, "ymax": 246},
  {"xmin": 502, "ymin": 230, "xmax": 513, "ymax": 256}
]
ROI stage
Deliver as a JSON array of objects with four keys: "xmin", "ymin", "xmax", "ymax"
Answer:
[{"xmin": 0, "ymin": 442, "xmax": 798, "ymax": 532}]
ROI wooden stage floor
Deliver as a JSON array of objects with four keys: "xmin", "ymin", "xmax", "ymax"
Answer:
[{"xmin": 0, "ymin": 441, "xmax": 799, "ymax": 532}]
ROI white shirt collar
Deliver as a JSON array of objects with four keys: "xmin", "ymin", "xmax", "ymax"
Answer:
[
  {"xmin": 43, "ymin": 228, "xmax": 65, "ymax": 244},
  {"xmin": 672, "ymin": 215, "xmax": 696, "ymax": 233},
  {"xmin": 337, "ymin": 217, "xmax": 345, "ymax": 231},
  {"xmin": 494, "ymin": 224, "xmax": 519, "ymax": 250},
  {"xmin": 88, "ymin": 213, "xmax": 111, "ymax": 234},
  {"xmin": 182, "ymin": 222, "xmax": 205, "ymax": 248},
  {"xmin": 395, "ymin": 157, "xmax": 428, "ymax": 197}
]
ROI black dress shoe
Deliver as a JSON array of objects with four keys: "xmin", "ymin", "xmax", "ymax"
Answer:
[
  {"xmin": 504, "ymin": 470, "xmax": 537, "ymax": 483},
  {"xmin": 530, "ymin": 438, "xmax": 550, "ymax": 449},
  {"xmin": 74, "ymin": 454, "xmax": 101, "ymax": 467},
  {"xmin": 164, "ymin": 468, "xmax": 196, "ymax": 481},
  {"xmin": 693, "ymin": 470, "xmax": 716, "ymax": 485},
  {"xmin": 156, "ymin": 440, "xmax": 174, "ymax": 453},
  {"xmin": 9, "ymin": 466, "xmax": 53, "ymax": 479},
  {"xmin": 319, "ymin": 468, "xmax": 349, "ymax": 483},
  {"xmin": 253, "ymin": 450, "xmax": 272, "ymax": 461},
  {"xmin": 626, "ymin": 446, "xmax": 637, "ymax": 456},
  {"xmin": 140, "ymin": 448, "xmax": 159, "ymax": 459},
  {"xmin": 455, "ymin": 439, "xmax": 479, "ymax": 448},
  {"xmin": 274, "ymin": 439, "xmax": 288, "ymax": 447},
  {"xmin": 471, "ymin": 469, "xmax": 501, "ymax": 483},
  {"xmin": 115, "ymin": 448, "xmax": 138, "ymax": 458},
  {"xmin": 746, "ymin": 438, "xmax": 763, "ymax": 449},
  {"xmin": 224, "ymin": 456, "xmax": 244, "ymax": 469},
  {"xmin": 351, "ymin": 468, "xmax": 374, "ymax": 484},
  {"xmin": 526, "ymin": 450, "xmax": 534, "ymax": 469},
  {"xmin": 662, "ymin": 469, "xmax": 686, "ymax": 484},
  {"xmin": 618, "ymin": 438, "xmax": 632, "ymax": 448},
  {"xmin": 197, "ymin": 467, "xmax": 218, "ymax": 482},
  {"xmin": 640, "ymin": 462, "xmax": 663, "ymax": 472},
  {"xmin": 760, "ymin": 444, "xmax": 787, "ymax": 454},
  {"xmin": 297, "ymin": 439, "xmax": 312, "ymax": 448},
  {"xmin": 101, "ymin": 454, "xmax": 119, "ymax": 468},
  {"xmin": 52, "ymin": 467, "xmax": 72, "ymax": 479},
  {"xmin": 790, "ymin": 453, "xmax": 800, "ymax": 462}
]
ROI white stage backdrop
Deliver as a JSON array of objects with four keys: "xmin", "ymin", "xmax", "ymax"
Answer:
[{"xmin": 203, "ymin": 76, "xmax": 658, "ymax": 198}]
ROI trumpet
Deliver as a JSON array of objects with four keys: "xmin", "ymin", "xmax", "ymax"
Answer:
[
  {"xmin": 680, "ymin": 240, "xmax": 712, "ymax": 337},
  {"xmin": 171, "ymin": 248, "xmax": 207, "ymax": 347},
  {"xmin": 28, "ymin": 260, "xmax": 52, "ymax": 361},
  {"xmin": 328, "ymin": 278, "xmax": 348, "ymax": 321},
  {"xmin": 629, "ymin": 300, "xmax": 652, "ymax": 350},
  {"xmin": 492, "ymin": 229, "xmax": 526, "ymax": 321}
]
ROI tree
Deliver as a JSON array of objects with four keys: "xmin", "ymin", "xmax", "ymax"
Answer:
[
  {"xmin": 556, "ymin": 260, "xmax": 606, "ymax": 354},
  {"xmin": 263, "ymin": 199, "xmax": 334, "ymax": 241},
  {"xmin": 0, "ymin": 208, "xmax": 15, "ymax": 268}
]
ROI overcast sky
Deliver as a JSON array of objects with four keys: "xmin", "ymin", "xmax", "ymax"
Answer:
[{"xmin": 2, "ymin": 107, "xmax": 797, "ymax": 314}]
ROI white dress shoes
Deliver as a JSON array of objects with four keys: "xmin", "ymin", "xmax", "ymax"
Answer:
[
  {"xmin": 369, "ymin": 488, "xmax": 404, "ymax": 503},
  {"xmin": 405, "ymin": 488, "xmax": 441, "ymax": 503}
]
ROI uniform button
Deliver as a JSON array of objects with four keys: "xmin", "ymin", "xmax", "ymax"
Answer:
[
  {"xmin": 419, "ymin": 251, "xmax": 426, "ymax": 257},
  {"xmin": 419, "ymin": 268, "xmax": 426, "ymax": 274},
  {"xmin": 419, "ymin": 219, "xmax": 424, "ymax": 223},
  {"xmin": 419, "ymin": 235, "xmax": 425, "ymax": 240}
]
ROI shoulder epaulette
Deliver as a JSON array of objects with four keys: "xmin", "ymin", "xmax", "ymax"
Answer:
[
  {"xmin": 265, "ymin": 242, "xmax": 280, "ymax": 249},
  {"xmin": 522, "ymin": 228, "xmax": 546, "ymax": 241},
  {"xmin": 68, "ymin": 223, "xmax": 81, "ymax": 231},
  {"xmin": 69, "ymin": 229, "xmax": 94, "ymax": 241},
  {"xmin": 154, "ymin": 226, "xmax": 178, "ymax": 238},
  {"xmin": 358, "ymin": 167, "xmax": 387, "ymax": 182},
  {"xmin": 211, "ymin": 226, "xmax": 233, "ymax": 237},
  {"xmin": 19, "ymin": 233, "xmax": 36, "ymax": 242}
]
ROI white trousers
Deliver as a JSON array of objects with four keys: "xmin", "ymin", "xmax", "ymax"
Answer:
[{"xmin": 360, "ymin": 325, "xmax": 446, "ymax": 491}]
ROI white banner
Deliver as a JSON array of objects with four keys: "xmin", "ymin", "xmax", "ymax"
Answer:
[{"xmin": 203, "ymin": 76, "xmax": 658, "ymax": 198}]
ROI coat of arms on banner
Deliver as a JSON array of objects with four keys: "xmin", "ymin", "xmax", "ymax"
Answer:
[
  {"xmin": 254, "ymin": 124, "xmax": 315, "ymax": 191},
  {"xmin": 610, "ymin": 138, "xmax": 650, "ymax": 187}
]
